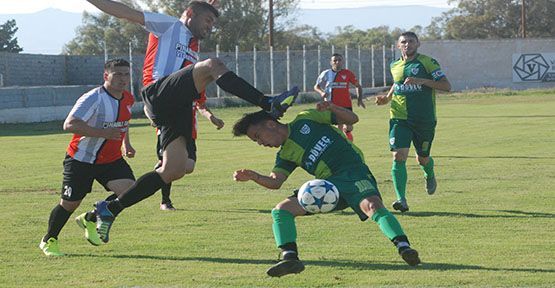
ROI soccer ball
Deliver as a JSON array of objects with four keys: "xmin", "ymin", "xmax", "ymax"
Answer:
[{"xmin": 297, "ymin": 179, "xmax": 340, "ymax": 213}]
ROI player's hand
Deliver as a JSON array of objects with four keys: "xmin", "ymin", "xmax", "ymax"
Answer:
[
  {"xmin": 210, "ymin": 116, "xmax": 225, "ymax": 130},
  {"xmin": 233, "ymin": 169, "xmax": 257, "ymax": 182},
  {"xmin": 103, "ymin": 127, "xmax": 122, "ymax": 140},
  {"xmin": 316, "ymin": 101, "xmax": 332, "ymax": 111},
  {"xmin": 357, "ymin": 98, "xmax": 366, "ymax": 109},
  {"xmin": 375, "ymin": 95, "xmax": 390, "ymax": 106},
  {"xmin": 123, "ymin": 145, "xmax": 136, "ymax": 158}
]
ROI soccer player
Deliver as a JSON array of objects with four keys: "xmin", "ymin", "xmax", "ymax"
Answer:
[
  {"xmin": 232, "ymin": 102, "xmax": 421, "ymax": 277},
  {"xmin": 314, "ymin": 53, "xmax": 364, "ymax": 141},
  {"xmin": 375, "ymin": 32, "xmax": 451, "ymax": 212},
  {"xmin": 152, "ymin": 99, "xmax": 225, "ymax": 211},
  {"xmin": 86, "ymin": 0, "xmax": 299, "ymax": 243},
  {"xmin": 39, "ymin": 59, "xmax": 136, "ymax": 256}
]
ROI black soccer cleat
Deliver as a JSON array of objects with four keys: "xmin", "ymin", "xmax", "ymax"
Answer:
[
  {"xmin": 399, "ymin": 246, "xmax": 421, "ymax": 266},
  {"xmin": 392, "ymin": 200, "xmax": 409, "ymax": 213},
  {"xmin": 268, "ymin": 86, "xmax": 300, "ymax": 119},
  {"xmin": 266, "ymin": 259, "xmax": 305, "ymax": 277}
]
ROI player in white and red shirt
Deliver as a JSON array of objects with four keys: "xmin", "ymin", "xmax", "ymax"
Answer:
[
  {"xmin": 86, "ymin": 0, "xmax": 299, "ymax": 244},
  {"xmin": 314, "ymin": 53, "xmax": 365, "ymax": 141},
  {"xmin": 40, "ymin": 59, "xmax": 136, "ymax": 256}
]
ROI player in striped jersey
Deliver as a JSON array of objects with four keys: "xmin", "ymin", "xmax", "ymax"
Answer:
[
  {"xmin": 375, "ymin": 32, "xmax": 451, "ymax": 212},
  {"xmin": 39, "ymin": 59, "xmax": 136, "ymax": 256},
  {"xmin": 86, "ymin": 0, "xmax": 299, "ymax": 243},
  {"xmin": 314, "ymin": 53, "xmax": 364, "ymax": 142}
]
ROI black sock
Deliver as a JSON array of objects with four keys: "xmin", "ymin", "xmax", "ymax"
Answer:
[
  {"xmin": 85, "ymin": 211, "xmax": 97, "ymax": 222},
  {"xmin": 392, "ymin": 235, "xmax": 410, "ymax": 248},
  {"xmin": 161, "ymin": 182, "xmax": 172, "ymax": 204},
  {"xmin": 111, "ymin": 171, "xmax": 166, "ymax": 214},
  {"xmin": 105, "ymin": 193, "xmax": 118, "ymax": 201},
  {"xmin": 215, "ymin": 71, "xmax": 270, "ymax": 110},
  {"xmin": 279, "ymin": 242, "xmax": 299, "ymax": 260},
  {"xmin": 43, "ymin": 204, "xmax": 72, "ymax": 241}
]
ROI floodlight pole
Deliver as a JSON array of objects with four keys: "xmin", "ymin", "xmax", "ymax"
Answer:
[
  {"xmin": 269, "ymin": 0, "xmax": 274, "ymax": 48},
  {"xmin": 521, "ymin": 0, "xmax": 527, "ymax": 38}
]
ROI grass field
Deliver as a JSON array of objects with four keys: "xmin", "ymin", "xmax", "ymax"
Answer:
[{"xmin": 0, "ymin": 89, "xmax": 554, "ymax": 287}]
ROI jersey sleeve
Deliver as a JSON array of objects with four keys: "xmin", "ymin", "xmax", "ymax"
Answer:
[
  {"xmin": 68, "ymin": 90, "xmax": 100, "ymax": 122},
  {"xmin": 424, "ymin": 57, "xmax": 446, "ymax": 81},
  {"xmin": 295, "ymin": 109, "xmax": 336, "ymax": 125},
  {"xmin": 315, "ymin": 70, "xmax": 327, "ymax": 87},
  {"xmin": 347, "ymin": 70, "xmax": 359, "ymax": 86},
  {"xmin": 143, "ymin": 12, "xmax": 179, "ymax": 36},
  {"xmin": 272, "ymin": 152, "xmax": 297, "ymax": 177}
]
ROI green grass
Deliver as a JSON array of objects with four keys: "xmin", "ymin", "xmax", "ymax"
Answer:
[{"xmin": 1, "ymin": 89, "xmax": 554, "ymax": 287}]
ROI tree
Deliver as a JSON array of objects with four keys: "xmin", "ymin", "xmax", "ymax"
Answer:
[
  {"xmin": 327, "ymin": 26, "xmax": 403, "ymax": 48},
  {"xmin": 63, "ymin": 0, "xmax": 148, "ymax": 55},
  {"xmin": 426, "ymin": 0, "xmax": 555, "ymax": 39},
  {"xmin": 0, "ymin": 19, "xmax": 23, "ymax": 53}
]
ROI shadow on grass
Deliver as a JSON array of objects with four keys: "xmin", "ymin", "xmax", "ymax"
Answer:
[
  {"xmin": 67, "ymin": 253, "xmax": 555, "ymax": 273},
  {"xmin": 393, "ymin": 210, "xmax": 554, "ymax": 219},
  {"xmin": 434, "ymin": 155, "xmax": 555, "ymax": 160},
  {"xmin": 442, "ymin": 115, "xmax": 555, "ymax": 119},
  {"xmin": 0, "ymin": 121, "xmax": 152, "ymax": 137}
]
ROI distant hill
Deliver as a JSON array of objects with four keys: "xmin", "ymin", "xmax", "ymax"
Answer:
[
  {"xmin": 0, "ymin": 8, "xmax": 82, "ymax": 55},
  {"xmin": 295, "ymin": 5, "xmax": 449, "ymax": 33},
  {"xmin": 0, "ymin": 6, "xmax": 449, "ymax": 55}
]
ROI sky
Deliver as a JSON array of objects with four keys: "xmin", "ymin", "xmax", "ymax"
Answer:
[{"xmin": 0, "ymin": 0, "xmax": 452, "ymax": 14}]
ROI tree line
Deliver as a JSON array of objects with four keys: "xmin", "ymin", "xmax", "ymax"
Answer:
[{"xmin": 1, "ymin": 0, "xmax": 554, "ymax": 54}]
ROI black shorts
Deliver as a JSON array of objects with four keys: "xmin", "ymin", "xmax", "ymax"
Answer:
[
  {"xmin": 142, "ymin": 65, "xmax": 200, "ymax": 151},
  {"xmin": 157, "ymin": 135, "xmax": 197, "ymax": 162},
  {"xmin": 61, "ymin": 155, "xmax": 135, "ymax": 201}
]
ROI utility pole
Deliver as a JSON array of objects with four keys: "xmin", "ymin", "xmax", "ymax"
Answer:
[
  {"xmin": 268, "ymin": 0, "xmax": 274, "ymax": 48},
  {"xmin": 521, "ymin": 0, "xmax": 527, "ymax": 38}
]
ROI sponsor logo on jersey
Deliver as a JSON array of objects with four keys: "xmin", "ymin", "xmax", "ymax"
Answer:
[
  {"xmin": 175, "ymin": 42, "xmax": 199, "ymax": 63},
  {"xmin": 300, "ymin": 124, "xmax": 311, "ymax": 135},
  {"xmin": 411, "ymin": 67, "xmax": 420, "ymax": 75},
  {"xmin": 341, "ymin": 74, "xmax": 347, "ymax": 80},
  {"xmin": 390, "ymin": 137, "xmax": 395, "ymax": 146},
  {"xmin": 304, "ymin": 135, "xmax": 333, "ymax": 168},
  {"xmin": 394, "ymin": 83, "xmax": 423, "ymax": 93},
  {"xmin": 103, "ymin": 120, "xmax": 129, "ymax": 129}
]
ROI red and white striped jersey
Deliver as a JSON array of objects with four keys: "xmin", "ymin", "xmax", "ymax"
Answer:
[
  {"xmin": 315, "ymin": 69, "xmax": 359, "ymax": 108},
  {"xmin": 142, "ymin": 12, "xmax": 199, "ymax": 86},
  {"xmin": 66, "ymin": 87, "xmax": 134, "ymax": 164}
]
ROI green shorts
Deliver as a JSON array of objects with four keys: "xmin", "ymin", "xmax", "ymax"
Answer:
[
  {"xmin": 389, "ymin": 119, "xmax": 436, "ymax": 157},
  {"xmin": 326, "ymin": 165, "xmax": 381, "ymax": 221}
]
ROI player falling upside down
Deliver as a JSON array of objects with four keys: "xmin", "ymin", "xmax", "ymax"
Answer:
[
  {"xmin": 233, "ymin": 101, "xmax": 420, "ymax": 277},
  {"xmin": 85, "ymin": 0, "xmax": 299, "ymax": 244}
]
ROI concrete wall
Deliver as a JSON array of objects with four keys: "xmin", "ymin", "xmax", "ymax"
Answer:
[{"xmin": 420, "ymin": 38, "xmax": 555, "ymax": 91}]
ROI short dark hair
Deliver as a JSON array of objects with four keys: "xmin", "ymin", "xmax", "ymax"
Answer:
[
  {"xmin": 104, "ymin": 58, "xmax": 130, "ymax": 72},
  {"xmin": 232, "ymin": 110, "xmax": 275, "ymax": 136},
  {"xmin": 331, "ymin": 53, "xmax": 343, "ymax": 59},
  {"xmin": 400, "ymin": 31, "xmax": 419, "ymax": 42},
  {"xmin": 188, "ymin": 1, "xmax": 220, "ymax": 18}
]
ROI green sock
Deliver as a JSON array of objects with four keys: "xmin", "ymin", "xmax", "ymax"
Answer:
[
  {"xmin": 420, "ymin": 157, "xmax": 435, "ymax": 179},
  {"xmin": 271, "ymin": 209, "xmax": 297, "ymax": 247},
  {"xmin": 392, "ymin": 160, "xmax": 407, "ymax": 201},
  {"xmin": 371, "ymin": 207, "xmax": 406, "ymax": 240}
]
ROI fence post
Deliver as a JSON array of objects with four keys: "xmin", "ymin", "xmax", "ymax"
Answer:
[
  {"xmin": 129, "ymin": 42, "xmax": 135, "ymax": 98},
  {"xmin": 103, "ymin": 41, "xmax": 108, "ymax": 62},
  {"xmin": 303, "ymin": 45, "xmax": 307, "ymax": 92},
  {"xmin": 382, "ymin": 45, "xmax": 386, "ymax": 87},
  {"xmin": 317, "ymin": 45, "xmax": 321, "ymax": 74},
  {"xmin": 344, "ymin": 44, "xmax": 349, "ymax": 69},
  {"xmin": 358, "ymin": 45, "xmax": 362, "ymax": 87},
  {"xmin": 253, "ymin": 45, "xmax": 257, "ymax": 89},
  {"xmin": 331, "ymin": 45, "xmax": 335, "ymax": 55},
  {"xmin": 286, "ymin": 46, "xmax": 291, "ymax": 90},
  {"xmin": 235, "ymin": 45, "xmax": 239, "ymax": 76},
  {"xmin": 371, "ymin": 45, "xmax": 375, "ymax": 88},
  {"xmin": 270, "ymin": 46, "xmax": 274, "ymax": 94},
  {"xmin": 216, "ymin": 44, "xmax": 220, "ymax": 97}
]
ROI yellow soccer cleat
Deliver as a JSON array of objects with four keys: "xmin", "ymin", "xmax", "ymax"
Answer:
[
  {"xmin": 39, "ymin": 237, "xmax": 64, "ymax": 256},
  {"xmin": 75, "ymin": 212, "xmax": 102, "ymax": 246}
]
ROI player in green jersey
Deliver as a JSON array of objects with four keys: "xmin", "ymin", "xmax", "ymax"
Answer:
[
  {"xmin": 375, "ymin": 32, "xmax": 451, "ymax": 212},
  {"xmin": 232, "ymin": 102, "xmax": 421, "ymax": 277}
]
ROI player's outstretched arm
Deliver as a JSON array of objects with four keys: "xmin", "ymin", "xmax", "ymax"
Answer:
[
  {"xmin": 233, "ymin": 170, "xmax": 287, "ymax": 190},
  {"xmin": 197, "ymin": 103, "xmax": 224, "ymax": 130},
  {"xmin": 87, "ymin": 0, "xmax": 145, "ymax": 25},
  {"xmin": 122, "ymin": 131, "xmax": 135, "ymax": 158},
  {"xmin": 404, "ymin": 77, "xmax": 451, "ymax": 92},
  {"xmin": 375, "ymin": 86, "xmax": 394, "ymax": 105},
  {"xmin": 64, "ymin": 115, "xmax": 121, "ymax": 140}
]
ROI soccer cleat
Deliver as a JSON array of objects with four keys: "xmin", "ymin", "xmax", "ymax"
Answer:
[
  {"xmin": 160, "ymin": 202, "xmax": 176, "ymax": 211},
  {"xmin": 39, "ymin": 237, "xmax": 64, "ymax": 256},
  {"xmin": 399, "ymin": 246, "xmax": 421, "ymax": 266},
  {"xmin": 268, "ymin": 86, "xmax": 300, "ymax": 119},
  {"xmin": 94, "ymin": 201, "xmax": 115, "ymax": 243},
  {"xmin": 266, "ymin": 259, "xmax": 305, "ymax": 277},
  {"xmin": 392, "ymin": 200, "xmax": 409, "ymax": 213},
  {"xmin": 426, "ymin": 176, "xmax": 437, "ymax": 195},
  {"xmin": 75, "ymin": 212, "xmax": 102, "ymax": 246}
]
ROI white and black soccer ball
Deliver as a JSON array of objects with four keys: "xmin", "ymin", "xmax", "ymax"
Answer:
[{"xmin": 297, "ymin": 179, "xmax": 340, "ymax": 213}]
